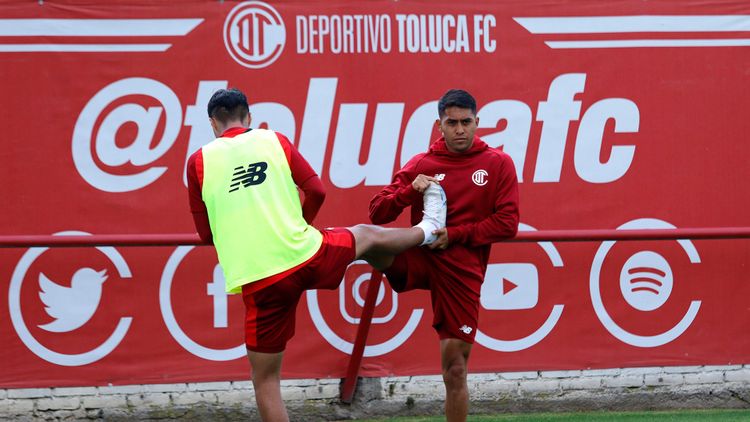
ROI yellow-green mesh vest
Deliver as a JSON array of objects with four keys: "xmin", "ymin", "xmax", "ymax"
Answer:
[{"xmin": 200, "ymin": 129, "xmax": 322, "ymax": 293}]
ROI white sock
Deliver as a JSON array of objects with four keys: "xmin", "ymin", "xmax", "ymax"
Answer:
[{"xmin": 414, "ymin": 221, "xmax": 437, "ymax": 246}]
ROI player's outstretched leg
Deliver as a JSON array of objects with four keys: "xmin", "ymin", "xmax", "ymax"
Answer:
[
  {"xmin": 350, "ymin": 225, "xmax": 422, "ymax": 270},
  {"xmin": 352, "ymin": 182, "xmax": 447, "ymax": 268}
]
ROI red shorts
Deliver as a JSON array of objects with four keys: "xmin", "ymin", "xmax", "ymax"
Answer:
[
  {"xmin": 241, "ymin": 228, "xmax": 355, "ymax": 353},
  {"xmin": 384, "ymin": 247, "xmax": 481, "ymax": 343}
]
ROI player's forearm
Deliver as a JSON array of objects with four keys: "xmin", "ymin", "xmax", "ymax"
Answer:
[
  {"xmin": 447, "ymin": 206, "xmax": 519, "ymax": 247},
  {"xmin": 298, "ymin": 175, "xmax": 326, "ymax": 224},
  {"xmin": 369, "ymin": 184, "xmax": 420, "ymax": 224},
  {"xmin": 191, "ymin": 211, "xmax": 214, "ymax": 245}
]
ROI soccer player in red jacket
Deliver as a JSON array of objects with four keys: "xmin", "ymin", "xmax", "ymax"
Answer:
[{"xmin": 369, "ymin": 89, "xmax": 520, "ymax": 422}]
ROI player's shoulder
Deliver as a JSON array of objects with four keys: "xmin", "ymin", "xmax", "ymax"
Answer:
[
  {"xmin": 404, "ymin": 151, "xmax": 431, "ymax": 168},
  {"xmin": 477, "ymin": 145, "xmax": 517, "ymax": 175},
  {"xmin": 238, "ymin": 127, "xmax": 278, "ymax": 140},
  {"xmin": 247, "ymin": 128, "xmax": 292, "ymax": 146},
  {"xmin": 479, "ymin": 144, "xmax": 512, "ymax": 162},
  {"xmin": 187, "ymin": 146, "xmax": 204, "ymax": 165},
  {"xmin": 271, "ymin": 130, "xmax": 293, "ymax": 145}
]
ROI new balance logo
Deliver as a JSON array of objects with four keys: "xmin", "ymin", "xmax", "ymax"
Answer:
[
  {"xmin": 229, "ymin": 162, "xmax": 268, "ymax": 192},
  {"xmin": 459, "ymin": 325, "xmax": 473, "ymax": 335}
]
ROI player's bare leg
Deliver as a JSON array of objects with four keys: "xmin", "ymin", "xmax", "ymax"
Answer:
[
  {"xmin": 354, "ymin": 182, "xmax": 447, "ymax": 269},
  {"xmin": 351, "ymin": 225, "xmax": 425, "ymax": 269},
  {"xmin": 248, "ymin": 351, "xmax": 289, "ymax": 422},
  {"xmin": 440, "ymin": 338, "xmax": 472, "ymax": 422}
]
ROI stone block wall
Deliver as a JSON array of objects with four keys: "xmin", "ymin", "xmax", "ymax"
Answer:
[{"xmin": 2, "ymin": 365, "xmax": 749, "ymax": 421}]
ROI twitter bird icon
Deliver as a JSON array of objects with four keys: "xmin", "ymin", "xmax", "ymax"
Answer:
[{"xmin": 38, "ymin": 268, "xmax": 108, "ymax": 333}]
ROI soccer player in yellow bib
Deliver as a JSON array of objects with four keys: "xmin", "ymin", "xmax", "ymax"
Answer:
[{"xmin": 187, "ymin": 88, "xmax": 446, "ymax": 421}]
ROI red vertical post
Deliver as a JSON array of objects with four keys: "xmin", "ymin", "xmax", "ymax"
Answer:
[{"xmin": 340, "ymin": 269, "xmax": 383, "ymax": 404}]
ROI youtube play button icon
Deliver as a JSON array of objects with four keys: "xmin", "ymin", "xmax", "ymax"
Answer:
[
  {"xmin": 481, "ymin": 263, "xmax": 539, "ymax": 310},
  {"xmin": 503, "ymin": 277, "xmax": 519, "ymax": 295}
]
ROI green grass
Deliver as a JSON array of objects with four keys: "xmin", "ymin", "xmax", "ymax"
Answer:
[{"xmin": 356, "ymin": 409, "xmax": 750, "ymax": 421}]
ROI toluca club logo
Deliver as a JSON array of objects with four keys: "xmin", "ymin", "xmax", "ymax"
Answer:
[
  {"xmin": 224, "ymin": 1, "xmax": 286, "ymax": 69},
  {"xmin": 472, "ymin": 169, "xmax": 488, "ymax": 186}
]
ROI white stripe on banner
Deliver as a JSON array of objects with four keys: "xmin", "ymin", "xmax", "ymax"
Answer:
[
  {"xmin": 547, "ymin": 39, "xmax": 750, "ymax": 48},
  {"xmin": 0, "ymin": 44, "xmax": 172, "ymax": 52},
  {"xmin": 514, "ymin": 15, "xmax": 750, "ymax": 34},
  {"xmin": 0, "ymin": 19, "xmax": 203, "ymax": 37}
]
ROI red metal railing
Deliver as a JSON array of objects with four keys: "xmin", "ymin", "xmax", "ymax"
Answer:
[
  {"xmin": 0, "ymin": 233, "xmax": 203, "ymax": 248},
  {"xmin": 2, "ymin": 227, "xmax": 750, "ymax": 403},
  {"xmin": 3, "ymin": 227, "xmax": 750, "ymax": 248}
]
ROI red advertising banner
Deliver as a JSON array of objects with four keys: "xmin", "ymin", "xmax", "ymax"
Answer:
[{"xmin": 1, "ymin": 0, "xmax": 749, "ymax": 388}]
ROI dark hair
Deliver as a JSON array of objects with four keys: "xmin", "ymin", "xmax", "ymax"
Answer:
[
  {"xmin": 437, "ymin": 89, "xmax": 477, "ymax": 118},
  {"xmin": 207, "ymin": 88, "xmax": 249, "ymax": 124}
]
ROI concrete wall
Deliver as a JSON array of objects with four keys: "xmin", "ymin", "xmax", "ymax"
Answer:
[{"xmin": 2, "ymin": 365, "xmax": 749, "ymax": 421}]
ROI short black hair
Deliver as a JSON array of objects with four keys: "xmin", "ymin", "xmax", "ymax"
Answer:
[
  {"xmin": 437, "ymin": 89, "xmax": 477, "ymax": 118},
  {"xmin": 207, "ymin": 88, "xmax": 249, "ymax": 124}
]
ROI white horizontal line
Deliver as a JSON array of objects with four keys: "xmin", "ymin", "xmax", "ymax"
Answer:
[
  {"xmin": 0, "ymin": 19, "xmax": 203, "ymax": 36},
  {"xmin": 515, "ymin": 15, "xmax": 750, "ymax": 34},
  {"xmin": 0, "ymin": 44, "xmax": 172, "ymax": 52},
  {"xmin": 546, "ymin": 39, "xmax": 750, "ymax": 48}
]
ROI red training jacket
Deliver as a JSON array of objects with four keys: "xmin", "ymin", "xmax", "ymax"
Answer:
[{"xmin": 369, "ymin": 136, "xmax": 519, "ymax": 286}]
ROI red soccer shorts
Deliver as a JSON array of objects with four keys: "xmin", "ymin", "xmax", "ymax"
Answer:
[
  {"xmin": 241, "ymin": 228, "xmax": 355, "ymax": 353},
  {"xmin": 384, "ymin": 247, "xmax": 481, "ymax": 343}
]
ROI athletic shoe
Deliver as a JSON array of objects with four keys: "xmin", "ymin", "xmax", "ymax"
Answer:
[{"xmin": 417, "ymin": 182, "xmax": 447, "ymax": 245}]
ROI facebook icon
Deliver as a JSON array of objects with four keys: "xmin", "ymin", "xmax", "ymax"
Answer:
[{"xmin": 206, "ymin": 264, "xmax": 228, "ymax": 328}]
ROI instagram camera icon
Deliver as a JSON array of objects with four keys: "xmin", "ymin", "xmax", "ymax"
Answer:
[{"xmin": 339, "ymin": 261, "xmax": 398, "ymax": 324}]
